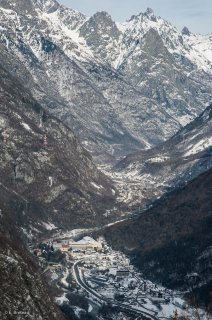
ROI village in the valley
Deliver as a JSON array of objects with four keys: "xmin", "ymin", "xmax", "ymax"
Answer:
[{"xmin": 28, "ymin": 228, "xmax": 198, "ymax": 320}]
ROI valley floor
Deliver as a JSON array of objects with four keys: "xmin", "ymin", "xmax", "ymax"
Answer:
[
  {"xmin": 98, "ymin": 164, "xmax": 169, "ymax": 214},
  {"xmin": 29, "ymin": 229, "xmax": 211, "ymax": 320}
]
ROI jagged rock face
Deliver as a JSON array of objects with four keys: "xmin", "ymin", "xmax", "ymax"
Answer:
[
  {"xmin": 118, "ymin": 28, "xmax": 205, "ymax": 120},
  {"xmin": 0, "ymin": 199, "xmax": 65, "ymax": 320},
  {"xmin": 0, "ymin": 0, "xmax": 211, "ymax": 161},
  {"xmin": 0, "ymin": 0, "xmax": 35, "ymax": 13},
  {"xmin": 79, "ymin": 11, "xmax": 121, "ymax": 64},
  {"xmin": 182, "ymin": 26, "xmax": 191, "ymax": 36},
  {"xmin": 0, "ymin": 38, "xmax": 116, "ymax": 319},
  {"xmin": 0, "ymin": 48, "xmax": 117, "ymax": 235},
  {"xmin": 1, "ymin": 0, "xmax": 59, "ymax": 13},
  {"xmin": 0, "ymin": 240, "xmax": 64, "ymax": 320}
]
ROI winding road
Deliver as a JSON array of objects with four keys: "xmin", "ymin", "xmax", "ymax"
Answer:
[{"xmin": 73, "ymin": 260, "xmax": 160, "ymax": 320}]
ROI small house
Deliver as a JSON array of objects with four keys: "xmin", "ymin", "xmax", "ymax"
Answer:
[
  {"xmin": 116, "ymin": 268, "xmax": 130, "ymax": 278},
  {"xmin": 61, "ymin": 244, "xmax": 70, "ymax": 252}
]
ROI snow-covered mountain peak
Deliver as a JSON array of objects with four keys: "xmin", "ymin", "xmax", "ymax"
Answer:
[
  {"xmin": 116, "ymin": 8, "xmax": 212, "ymax": 74},
  {"xmin": 1, "ymin": 0, "xmax": 211, "ymax": 73},
  {"xmin": 118, "ymin": 10, "xmax": 176, "ymax": 43},
  {"xmin": 145, "ymin": 7, "xmax": 154, "ymax": 15},
  {"xmin": 80, "ymin": 10, "xmax": 121, "ymax": 39},
  {"xmin": 182, "ymin": 26, "xmax": 191, "ymax": 36},
  {"xmin": 128, "ymin": 7, "xmax": 156, "ymax": 22},
  {"xmin": 0, "ymin": 0, "xmax": 86, "ymax": 28},
  {"xmin": 0, "ymin": 0, "xmax": 211, "ymax": 162},
  {"xmin": 34, "ymin": 0, "xmax": 87, "ymax": 30},
  {"xmin": 0, "ymin": 0, "xmax": 59, "ymax": 15},
  {"xmin": 144, "ymin": 7, "xmax": 157, "ymax": 21},
  {"xmin": 32, "ymin": 0, "xmax": 59, "ymax": 13},
  {"xmin": 79, "ymin": 10, "xmax": 121, "ymax": 64},
  {"xmin": 0, "ymin": 0, "xmax": 90, "ymax": 61},
  {"xmin": 92, "ymin": 10, "xmax": 112, "ymax": 20},
  {"xmin": 0, "ymin": 0, "xmax": 34, "ymax": 14}
]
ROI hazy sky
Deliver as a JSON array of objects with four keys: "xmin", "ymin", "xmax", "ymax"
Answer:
[{"xmin": 58, "ymin": 0, "xmax": 211, "ymax": 34}]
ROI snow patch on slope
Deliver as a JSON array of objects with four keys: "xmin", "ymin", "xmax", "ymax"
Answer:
[
  {"xmin": 116, "ymin": 11, "xmax": 212, "ymax": 73},
  {"xmin": 185, "ymin": 137, "xmax": 212, "ymax": 156}
]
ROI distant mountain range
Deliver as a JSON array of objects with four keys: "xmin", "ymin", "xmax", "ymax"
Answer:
[
  {"xmin": 0, "ymin": 0, "xmax": 212, "ymax": 318},
  {"xmin": 0, "ymin": 0, "xmax": 211, "ymax": 162}
]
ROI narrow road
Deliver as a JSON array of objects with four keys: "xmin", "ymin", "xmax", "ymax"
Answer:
[
  {"xmin": 73, "ymin": 261, "xmax": 103, "ymax": 302},
  {"xmin": 73, "ymin": 260, "xmax": 159, "ymax": 320}
]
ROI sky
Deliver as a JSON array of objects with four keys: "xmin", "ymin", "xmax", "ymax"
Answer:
[{"xmin": 58, "ymin": 0, "xmax": 212, "ymax": 34}]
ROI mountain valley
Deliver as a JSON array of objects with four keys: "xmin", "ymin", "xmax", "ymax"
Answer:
[
  {"xmin": 0, "ymin": 0, "xmax": 212, "ymax": 319},
  {"xmin": 103, "ymin": 167, "xmax": 212, "ymax": 311},
  {"xmin": 0, "ymin": 0, "xmax": 212, "ymax": 161},
  {"xmin": 107, "ymin": 104, "xmax": 212, "ymax": 208}
]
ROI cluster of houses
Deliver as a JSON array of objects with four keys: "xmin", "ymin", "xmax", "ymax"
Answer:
[
  {"xmin": 31, "ymin": 236, "xmax": 103, "ymax": 271},
  {"xmin": 53, "ymin": 236, "xmax": 102, "ymax": 253},
  {"xmin": 108, "ymin": 266, "xmax": 130, "ymax": 278},
  {"xmin": 33, "ymin": 236, "xmax": 103, "ymax": 256}
]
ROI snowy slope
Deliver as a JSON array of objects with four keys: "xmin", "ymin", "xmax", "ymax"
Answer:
[
  {"xmin": 186, "ymin": 33, "xmax": 212, "ymax": 71},
  {"xmin": 0, "ymin": 48, "xmax": 117, "ymax": 234},
  {"xmin": 116, "ymin": 8, "xmax": 212, "ymax": 73},
  {"xmin": 112, "ymin": 105, "xmax": 212, "ymax": 206},
  {"xmin": 0, "ymin": 0, "xmax": 211, "ymax": 162}
]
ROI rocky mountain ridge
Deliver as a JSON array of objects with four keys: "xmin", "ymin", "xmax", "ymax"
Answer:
[
  {"xmin": 0, "ymin": 40, "xmax": 117, "ymax": 320},
  {"xmin": 0, "ymin": 1, "xmax": 211, "ymax": 318},
  {"xmin": 0, "ymin": 44, "xmax": 117, "ymax": 237},
  {"xmin": 0, "ymin": 0, "xmax": 211, "ymax": 161},
  {"xmin": 0, "ymin": 225, "xmax": 65, "ymax": 320}
]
